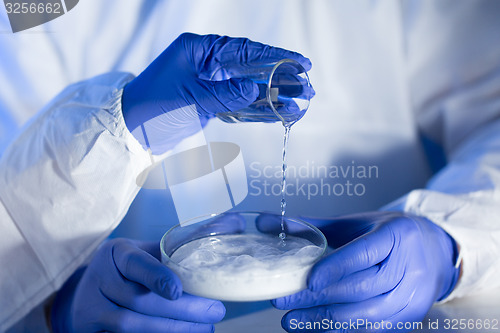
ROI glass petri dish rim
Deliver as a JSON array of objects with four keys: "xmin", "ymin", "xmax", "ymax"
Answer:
[{"xmin": 160, "ymin": 211, "xmax": 328, "ymax": 276}]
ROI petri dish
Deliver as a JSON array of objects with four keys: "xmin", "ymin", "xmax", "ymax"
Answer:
[{"xmin": 160, "ymin": 212, "xmax": 327, "ymax": 301}]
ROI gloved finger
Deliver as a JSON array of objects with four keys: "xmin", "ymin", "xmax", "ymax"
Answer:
[
  {"xmin": 195, "ymin": 78, "xmax": 259, "ymax": 114},
  {"xmin": 307, "ymin": 224, "xmax": 394, "ymax": 291},
  {"xmin": 113, "ymin": 240, "xmax": 182, "ymax": 300},
  {"xmin": 275, "ymin": 98, "xmax": 302, "ymax": 118},
  {"xmin": 273, "ymin": 259, "xmax": 404, "ymax": 309},
  {"xmin": 321, "ymin": 212, "xmax": 407, "ymax": 248},
  {"xmin": 281, "ymin": 285, "xmax": 413, "ymax": 333},
  {"xmin": 278, "ymin": 84, "xmax": 316, "ymax": 102},
  {"xmin": 300, "ymin": 215, "xmax": 381, "ymax": 249},
  {"xmin": 106, "ymin": 280, "xmax": 225, "ymax": 324},
  {"xmin": 102, "ymin": 307, "xmax": 215, "ymax": 333},
  {"xmin": 134, "ymin": 240, "xmax": 162, "ymax": 261},
  {"xmin": 271, "ymin": 72, "xmax": 315, "ymax": 99},
  {"xmin": 198, "ymin": 34, "xmax": 312, "ymax": 72},
  {"xmin": 274, "ymin": 102, "xmax": 305, "ymax": 125}
]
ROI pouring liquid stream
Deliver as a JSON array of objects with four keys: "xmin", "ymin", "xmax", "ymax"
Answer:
[{"xmin": 279, "ymin": 125, "xmax": 291, "ymax": 245}]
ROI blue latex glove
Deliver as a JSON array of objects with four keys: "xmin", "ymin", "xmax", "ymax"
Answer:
[
  {"xmin": 51, "ymin": 238, "xmax": 225, "ymax": 333},
  {"xmin": 122, "ymin": 32, "xmax": 312, "ymax": 154},
  {"xmin": 262, "ymin": 212, "xmax": 461, "ymax": 332}
]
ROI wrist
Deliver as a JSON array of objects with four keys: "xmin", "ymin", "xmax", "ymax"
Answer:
[
  {"xmin": 50, "ymin": 267, "xmax": 86, "ymax": 333},
  {"xmin": 121, "ymin": 80, "xmax": 142, "ymax": 134}
]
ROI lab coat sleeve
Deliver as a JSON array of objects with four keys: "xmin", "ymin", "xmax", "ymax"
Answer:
[
  {"xmin": 385, "ymin": 119, "xmax": 500, "ymax": 301},
  {"xmin": 0, "ymin": 72, "xmax": 151, "ymax": 331}
]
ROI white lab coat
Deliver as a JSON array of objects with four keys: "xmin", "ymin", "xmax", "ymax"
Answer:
[{"xmin": 1, "ymin": 0, "xmax": 500, "ymax": 331}]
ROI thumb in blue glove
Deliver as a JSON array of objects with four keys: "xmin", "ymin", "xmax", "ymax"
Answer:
[
  {"xmin": 122, "ymin": 33, "xmax": 312, "ymax": 154},
  {"xmin": 267, "ymin": 212, "xmax": 461, "ymax": 332},
  {"xmin": 51, "ymin": 238, "xmax": 225, "ymax": 333}
]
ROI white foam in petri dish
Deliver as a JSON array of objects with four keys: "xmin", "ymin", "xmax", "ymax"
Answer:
[{"xmin": 160, "ymin": 212, "xmax": 327, "ymax": 301}]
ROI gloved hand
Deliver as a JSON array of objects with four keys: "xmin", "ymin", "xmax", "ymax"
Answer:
[
  {"xmin": 261, "ymin": 212, "xmax": 461, "ymax": 332},
  {"xmin": 51, "ymin": 238, "xmax": 225, "ymax": 333},
  {"xmin": 122, "ymin": 32, "xmax": 312, "ymax": 154}
]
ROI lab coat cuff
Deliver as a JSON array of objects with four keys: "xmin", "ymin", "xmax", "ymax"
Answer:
[
  {"xmin": 79, "ymin": 71, "xmax": 152, "ymax": 182},
  {"xmin": 103, "ymin": 72, "xmax": 151, "ymax": 166},
  {"xmin": 118, "ymin": 103, "xmax": 151, "ymax": 165},
  {"xmin": 381, "ymin": 190, "xmax": 466, "ymax": 302}
]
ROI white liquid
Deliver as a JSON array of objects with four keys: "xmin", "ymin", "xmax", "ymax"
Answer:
[{"xmin": 165, "ymin": 234, "xmax": 322, "ymax": 301}]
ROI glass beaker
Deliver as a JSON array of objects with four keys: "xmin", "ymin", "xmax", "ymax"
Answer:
[{"xmin": 213, "ymin": 59, "xmax": 314, "ymax": 126}]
